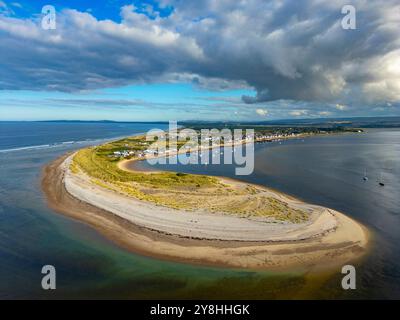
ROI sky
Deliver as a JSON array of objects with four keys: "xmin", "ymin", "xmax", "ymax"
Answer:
[{"xmin": 0, "ymin": 0, "xmax": 399, "ymax": 121}]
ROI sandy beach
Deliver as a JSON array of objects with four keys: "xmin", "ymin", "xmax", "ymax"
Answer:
[{"xmin": 42, "ymin": 152, "xmax": 370, "ymax": 271}]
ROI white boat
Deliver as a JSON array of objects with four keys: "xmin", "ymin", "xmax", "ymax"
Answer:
[{"xmin": 363, "ymin": 168, "xmax": 368, "ymax": 181}]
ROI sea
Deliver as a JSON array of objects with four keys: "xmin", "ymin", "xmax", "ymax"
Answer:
[{"xmin": 0, "ymin": 121, "xmax": 399, "ymax": 299}]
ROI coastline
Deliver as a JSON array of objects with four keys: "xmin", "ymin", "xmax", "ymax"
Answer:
[
  {"xmin": 42, "ymin": 150, "xmax": 370, "ymax": 271},
  {"xmin": 118, "ymin": 130, "xmax": 362, "ymax": 173}
]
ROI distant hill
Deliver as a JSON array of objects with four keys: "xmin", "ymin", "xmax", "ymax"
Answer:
[
  {"xmin": 35, "ymin": 120, "xmax": 169, "ymax": 124},
  {"xmin": 3, "ymin": 116, "xmax": 399, "ymax": 128},
  {"xmin": 182, "ymin": 116, "xmax": 400, "ymax": 128}
]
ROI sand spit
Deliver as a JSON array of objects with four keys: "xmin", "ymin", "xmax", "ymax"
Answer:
[{"xmin": 42, "ymin": 154, "xmax": 369, "ymax": 271}]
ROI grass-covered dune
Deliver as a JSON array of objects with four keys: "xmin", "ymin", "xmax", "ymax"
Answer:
[{"xmin": 71, "ymin": 136, "xmax": 308, "ymax": 223}]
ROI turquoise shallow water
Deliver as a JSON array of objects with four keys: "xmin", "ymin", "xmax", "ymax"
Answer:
[{"xmin": 0, "ymin": 122, "xmax": 399, "ymax": 299}]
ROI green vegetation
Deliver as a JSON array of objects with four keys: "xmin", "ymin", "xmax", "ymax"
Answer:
[
  {"xmin": 71, "ymin": 134, "xmax": 309, "ymax": 222},
  {"xmin": 73, "ymin": 145, "xmax": 218, "ymax": 189}
]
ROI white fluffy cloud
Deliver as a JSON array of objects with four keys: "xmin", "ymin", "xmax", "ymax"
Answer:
[
  {"xmin": 318, "ymin": 111, "xmax": 333, "ymax": 117},
  {"xmin": 256, "ymin": 108, "xmax": 268, "ymax": 116},
  {"xmin": 335, "ymin": 104, "xmax": 348, "ymax": 111},
  {"xmin": 0, "ymin": 0, "xmax": 399, "ymax": 109},
  {"xmin": 289, "ymin": 110, "xmax": 309, "ymax": 117}
]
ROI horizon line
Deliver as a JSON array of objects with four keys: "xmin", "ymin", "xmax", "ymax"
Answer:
[{"xmin": 1, "ymin": 115, "xmax": 400, "ymax": 124}]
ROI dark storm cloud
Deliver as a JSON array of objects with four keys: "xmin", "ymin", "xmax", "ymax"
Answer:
[{"xmin": 0, "ymin": 0, "xmax": 399, "ymax": 107}]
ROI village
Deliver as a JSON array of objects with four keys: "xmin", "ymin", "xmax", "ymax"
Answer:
[{"xmin": 108, "ymin": 130, "xmax": 305, "ymax": 160}]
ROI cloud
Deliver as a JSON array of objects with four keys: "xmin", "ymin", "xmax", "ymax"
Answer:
[
  {"xmin": 0, "ymin": 0, "xmax": 14, "ymax": 15},
  {"xmin": 255, "ymin": 108, "xmax": 268, "ymax": 116},
  {"xmin": 0, "ymin": 0, "xmax": 399, "ymax": 111},
  {"xmin": 318, "ymin": 111, "xmax": 333, "ymax": 117},
  {"xmin": 289, "ymin": 110, "xmax": 309, "ymax": 117},
  {"xmin": 45, "ymin": 98, "xmax": 147, "ymax": 107},
  {"xmin": 10, "ymin": 2, "xmax": 22, "ymax": 9},
  {"xmin": 335, "ymin": 104, "xmax": 348, "ymax": 111}
]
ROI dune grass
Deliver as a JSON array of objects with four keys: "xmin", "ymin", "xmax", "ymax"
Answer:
[
  {"xmin": 71, "ymin": 137, "xmax": 308, "ymax": 222},
  {"xmin": 73, "ymin": 147, "xmax": 218, "ymax": 189}
]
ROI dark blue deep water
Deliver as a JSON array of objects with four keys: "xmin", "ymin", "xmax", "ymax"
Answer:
[{"xmin": 1, "ymin": 122, "xmax": 400, "ymax": 299}]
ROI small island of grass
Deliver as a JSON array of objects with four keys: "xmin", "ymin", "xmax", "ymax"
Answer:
[{"xmin": 72, "ymin": 138, "xmax": 308, "ymax": 222}]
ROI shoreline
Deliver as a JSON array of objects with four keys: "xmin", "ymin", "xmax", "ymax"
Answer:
[
  {"xmin": 42, "ymin": 150, "xmax": 370, "ymax": 271},
  {"xmin": 117, "ymin": 132, "xmax": 312, "ymax": 173},
  {"xmin": 118, "ymin": 130, "xmax": 361, "ymax": 174}
]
